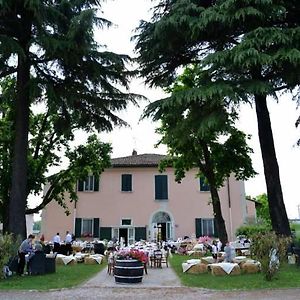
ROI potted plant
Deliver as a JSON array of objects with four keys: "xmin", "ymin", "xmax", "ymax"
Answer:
[{"xmin": 114, "ymin": 249, "xmax": 148, "ymax": 284}]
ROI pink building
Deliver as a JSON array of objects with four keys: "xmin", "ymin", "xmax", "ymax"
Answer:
[{"xmin": 41, "ymin": 153, "xmax": 255, "ymax": 243}]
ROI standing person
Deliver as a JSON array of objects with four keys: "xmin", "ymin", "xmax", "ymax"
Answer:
[
  {"xmin": 65, "ymin": 231, "xmax": 72, "ymax": 256},
  {"xmin": 217, "ymin": 239, "xmax": 222, "ymax": 252},
  {"xmin": 18, "ymin": 234, "xmax": 35, "ymax": 276},
  {"xmin": 211, "ymin": 241, "xmax": 218, "ymax": 262},
  {"xmin": 53, "ymin": 233, "xmax": 61, "ymax": 253},
  {"xmin": 224, "ymin": 241, "xmax": 236, "ymax": 263}
]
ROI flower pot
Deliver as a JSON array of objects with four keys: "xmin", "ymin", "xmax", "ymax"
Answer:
[{"xmin": 114, "ymin": 259, "xmax": 144, "ymax": 284}]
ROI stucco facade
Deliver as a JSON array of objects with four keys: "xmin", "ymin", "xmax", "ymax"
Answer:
[{"xmin": 41, "ymin": 153, "xmax": 253, "ymax": 243}]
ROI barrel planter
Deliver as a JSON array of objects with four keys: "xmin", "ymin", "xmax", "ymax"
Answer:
[{"xmin": 114, "ymin": 259, "xmax": 144, "ymax": 284}]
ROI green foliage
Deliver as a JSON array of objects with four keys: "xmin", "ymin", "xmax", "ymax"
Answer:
[
  {"xmin": 27, "ymin": 134, "xmax": 112, "ymax": 215},
  {"xmin": 0, "ymin": 78, "xmax": 113, "ymax": 217},
  {"xmin": 255, "ymin": 193, "xmax": 271, "ymax": 225},
  {"xmin": 143, "ymin": 65, "xmax": 256, "ymax": 245},
  {"xmin": 0, "ymin": 0, "xmax": 140, "ymax": 236},
  {"xmin": 135, "ymin": 0, "xmax": 296, "ymax": 236},
  {"xmin": 251, "ymin": 232, "xmax": 291, "ymax": 281},
  {"xmin": 236, "ymin": 223, "xmax": 271, "ymax": 238},
  {"xmin": 0, "ymin": 234, "xmax": 20, "ymax": 279},
  {"xmin": 32, "ymin": 221, "xmax": 41, "ymax": 231}
]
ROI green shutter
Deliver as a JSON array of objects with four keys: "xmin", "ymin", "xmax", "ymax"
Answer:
[
  {"xmin": 195, "ymin": 218, "xmax": 202, "ymax": 238},
  {"xmin": 75, "ymin": 218, "xmax": 82, "ymax": 238},
  {"xmin": 200, "ymin": 176, "xmax": 210, "ymax": 191},
  {"xmin": 135, "ymin": 227, "xmax": 147, "ymax": 241},
  {"xmin": 78, "ymin": 180, "xmax": 84, "ymax": 192},
  {"xmin": 94, "ymin": 176, "xmax": 99, "ymax": 191},
  {"xmin": 155, "ymin": 175, "xmax": 168, "ymax": 200},
  {"xmin": 93, "ymin": 218, "xmax": 100, "ymax": 238},
  {"xmin": 122, "ymin": 174, "xmax": 132, "ymax": 191},
  {"xmin": 100, "ymin": 227, "xmax": 112, "ymax": 240}
]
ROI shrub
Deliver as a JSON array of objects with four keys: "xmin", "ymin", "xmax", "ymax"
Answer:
[
  {"xmin": 250, "ymin": 232, "xmax": 291, "ymax": 281},
  {"xmin": 236, "ymin": 223, "xmax": 271, "ymax": 238},
  {"xmin": 0, "ymin": 234, "xmax": 20, "ymax": 279}
]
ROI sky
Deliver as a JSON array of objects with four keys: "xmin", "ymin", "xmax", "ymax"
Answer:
[{"xmin": 31, "ymin": 0, "xmax": 300, "ymax": 219}]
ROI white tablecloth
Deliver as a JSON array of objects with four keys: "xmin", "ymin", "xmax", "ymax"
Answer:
[
  {"xmin": 182, "ymin": 259, "xmax": 201, "ymax": 272},
  {"xmin": 209, "ymin": 262, "xmax": 238, "ymax": 274}
]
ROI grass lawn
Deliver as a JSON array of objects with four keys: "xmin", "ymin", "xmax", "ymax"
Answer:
[
  {"xmin": 0, "ymin": 263, "xmax": 105, "ymax": 290},
  {"xmin": 170, "ymin": 254, "xmax": 300, "ymax": 290}
]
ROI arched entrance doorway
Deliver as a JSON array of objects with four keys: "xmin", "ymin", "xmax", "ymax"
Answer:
[{"xmin": 151, "ymin": 211, "xmax": 173, "ymax": 242}]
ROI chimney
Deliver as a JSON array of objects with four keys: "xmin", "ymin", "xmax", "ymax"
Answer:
[{"xmin": 132, "ymin": 149, "xmax": 137, "ymax": 156}]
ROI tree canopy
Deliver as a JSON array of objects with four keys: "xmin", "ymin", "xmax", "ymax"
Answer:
[
  {"xmin": 135, "ymin": 0, "xmax": 300, "ymax": 236},
  {"xmin": 143, "ymin": 66, "xmax": 256, "ymax": 244},
  {"xmin": 0, "ymin": 0, "xmax": 139, "ymax": 238}
]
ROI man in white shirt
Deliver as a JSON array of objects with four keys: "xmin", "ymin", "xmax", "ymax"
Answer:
[
  {"xmin": 65, "ymin": 231, "xmax": 72, "ymax": 255},
  {"xmin": 53, "ymin": 233, "xmax": 61, "ymax": 253}
]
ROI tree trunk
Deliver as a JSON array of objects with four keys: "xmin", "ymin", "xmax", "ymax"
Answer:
[
  {"xmin": 8, "ymin": 11, "xmax": 32, "ymax": 239},
  {"xmin": 210, "ymin": 185, "xmax": 228, "ymax": 246},
  {"xmin": 254, "ymin": 94, "xmax": 291, "ymax": 236},
  {"xmin": 201, "ymin": 142, "xmax": 228, "ymax": 245}
]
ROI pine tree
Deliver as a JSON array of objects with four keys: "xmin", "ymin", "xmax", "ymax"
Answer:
[
  {"xmin": 135, "ymin": 0, "xmax": 300, "ymax": 236},
  {"xmin": 0, "ymin": 0, "xmax": 137, "ymax": 238}
]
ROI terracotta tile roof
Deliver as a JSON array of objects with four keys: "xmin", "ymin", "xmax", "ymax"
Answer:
[{"xmin": 111, "ymin": 153, "xmax": 167, "ymax": 168}]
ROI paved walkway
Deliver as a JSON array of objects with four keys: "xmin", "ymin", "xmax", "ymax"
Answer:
[
  {"xmin": 82, "ymin": 264, "xmax": 181, "ymax": 288},
  {"xmin": 1, "ymin": 266, "xmax": 300, "ymax": 299}
]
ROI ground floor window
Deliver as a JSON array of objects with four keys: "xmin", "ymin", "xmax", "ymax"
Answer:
[
  {"xmin": 82, "ymin": 218, "xmax": 93, "ymax": 237},
  {"xmin": 202, "ymin": 218, "xmax": 214, "ymax": 236}
]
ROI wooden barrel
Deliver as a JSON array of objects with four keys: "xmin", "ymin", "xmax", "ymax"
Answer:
[{"xmin": 114, "ymin": 259, "xmax": 144, "ymax": 284}]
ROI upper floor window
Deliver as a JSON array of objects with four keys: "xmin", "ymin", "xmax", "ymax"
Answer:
[
  {"xmin": 121, "ymin": 174, "xmax": 132, "ymax": 192},
  {"xmin": 155, "ymin": 175, "xmax": 168, "ymax": 200},
  {"xmin": 121, "ymin": 218, "xmax": 132, "ymax": 226},
  {"xmin": 199, "ymin": 176, "xmax": 210, "ymax": 192},
  {"xmin": 77, "ymin": 175, "xmax": 99, "ymax": 192}
]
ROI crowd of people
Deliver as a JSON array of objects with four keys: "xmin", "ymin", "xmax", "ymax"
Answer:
[{"xmin": 16, "ymin": 230, "xmax": 74, "ymax": 276}]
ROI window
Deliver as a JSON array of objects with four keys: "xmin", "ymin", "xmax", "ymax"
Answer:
[
  {"xmin": 200, "ymin": 176, "xmax": 210, "ymax": 192},
  {"xmin": 77, "ymin": 175, "xmax": 99, "ymax": 192},
  {"xmin": 202, "ymin": 219, "xmax": 214, "ymax": 236},
  {"xmin": 155, "ymin": 175, "xmax": 168, "ymax": 200},
  {"xmin": 121, "ymin": 219, "xmax": 132, "ymax": 226},
  {"xmin": 84, "ymin": 176, "xmax": 94, "ymax": 191},
  {"xmin": 121, "ymin": 174, "xmax": 132, "ymax": 192},
  {"xmin": 82, "ymin": 219, "xmax": 93, "ymax": 237}
]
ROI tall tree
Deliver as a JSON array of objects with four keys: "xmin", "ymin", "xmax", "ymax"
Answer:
[
  {"xmin": 143, "ymin": 66, "xmax": 256, "ymax": 244},
  {"xmin": 0, "ymin": 77, "xmax": 112, "ymax": 231},
  {"xmin": 135, "ymin": 0, "xmax": 300, "ymax": 236},
  {"xmin": 0, "ymin": 1, "xmax": 138, "ymax": 238}
]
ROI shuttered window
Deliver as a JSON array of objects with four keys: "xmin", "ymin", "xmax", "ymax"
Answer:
[
  {"xmin": 195, "ymin": 218, "xmax": 216, "ymax": 237},
  {"xmin": 77, "ymin": 175, "xmax": 99, "ymax": 192},
  {"xmin": 155, "ymin": 175, "xmax": 168, "ymax": 200},
  {"xmin": 121, "ymin": 174, "xmax": 132, "ymax": 192},
  {"xmin": 199, "ymin": 176, "xmax": 210, "ymax": 192}
]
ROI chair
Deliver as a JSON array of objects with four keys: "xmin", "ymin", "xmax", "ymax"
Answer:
[
  {"xmin": 28, "ymin": 252, "xmax": 46, "ymax": 275},
  {"xmin": 45, "ymin": 253, "xmax": 57, "ymax": 273},
  {"xmin": 160, "ymin": 249, "xmax": 169, "ymax": 268},
  {"xmin": 153, "ymin": 250, "xmax": 162, "ymax": 268}
]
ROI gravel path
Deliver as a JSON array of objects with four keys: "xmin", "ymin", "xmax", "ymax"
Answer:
[{"xmin": 1, "ymin": 266, "xmax": 300, "ymax": 299}]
